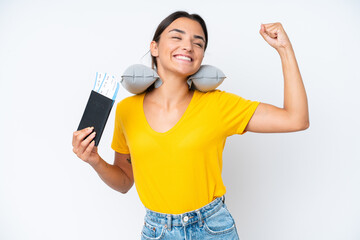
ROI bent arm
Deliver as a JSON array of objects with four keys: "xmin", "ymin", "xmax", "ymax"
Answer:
[
  {"xmin": 91, "ymin": 153, "xmax": 134, "ymax": 194},
  {"xmin": 245, "ymin": 45, "xmax": 309, "ymax": 133}
]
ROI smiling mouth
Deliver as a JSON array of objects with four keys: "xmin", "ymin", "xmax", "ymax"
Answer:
[{"xmin": 174, "ymin": 55, "xmax": 193, "ymax": 62}]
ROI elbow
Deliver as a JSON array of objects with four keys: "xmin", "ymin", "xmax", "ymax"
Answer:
[
  {"xmin": 302, "ymin": 115, "xmax": 310, "ymax": 130},
  {"xmin": 288, "ymin": 111, "xmax": 309, "ymax": 131},
  {"xmin": 304, "ymin": 120, "xmax": 310, "ymax": 130},
  {"xmin": 120, "ymin": 181, "xmax": 134, "ymax": 194},
  {"xmin": 295, "ymin": 119, "xmax": 310, "ymax": 131},
  {"xmin": 120, "ymin": 187, "xmax": 130, "ymax": 194},
  {"xmin": 120, "ymin": 186, "xmax": 128, "ymax": 194}
]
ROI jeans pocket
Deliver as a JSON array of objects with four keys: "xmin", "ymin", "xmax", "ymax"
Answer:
[
  {"xmin": 141, "ymin": 219, "xmax": 166, "ymax": 240},
  {"xmin": 203, "ymin": 204, "xmax": 236, "ymax": 236}
]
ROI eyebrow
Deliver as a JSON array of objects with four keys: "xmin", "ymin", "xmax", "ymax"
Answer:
[{"xmin": 168, "ymin": 28, "xmax": 206, "ymax": 43}]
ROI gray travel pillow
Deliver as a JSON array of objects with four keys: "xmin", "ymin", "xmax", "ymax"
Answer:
[{"xmin": 121, "ymin": 64, "xmax": 226, "ymax": 94}]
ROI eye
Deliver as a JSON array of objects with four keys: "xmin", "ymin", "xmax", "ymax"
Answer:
[
  {"xmin": 194, "ymin": 43, "xmax": 203, "ymax": 48},
  {"xmin": 172, "ymin": 36, "xmax": 181, "ymax": 40}
]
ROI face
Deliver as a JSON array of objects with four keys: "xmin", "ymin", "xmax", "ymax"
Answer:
[{"xmin": 150, "ymin": 17, "xmax": 206, "ymax": 78}]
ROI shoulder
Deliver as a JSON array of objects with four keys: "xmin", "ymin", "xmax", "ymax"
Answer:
[
  {"xmin": 115, "ymin": 93, "xmax": 144, "ymax": 110},
  {"xmin": 196, "ymin": 89, "xmax": 243, "ymax": 101},
  {"xmin": 114, "ymin": 93, "xmax": 144, "ymax": 121}
]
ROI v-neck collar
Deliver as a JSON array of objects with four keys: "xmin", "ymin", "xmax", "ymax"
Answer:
[{"xmin": 140, "ymin": 90, "xmax": 197, "ymax": 136}]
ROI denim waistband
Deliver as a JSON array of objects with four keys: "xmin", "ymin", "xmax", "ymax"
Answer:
[{"xmin": 144, "ymin": 195, "xmax": 225, "ymax": 231}]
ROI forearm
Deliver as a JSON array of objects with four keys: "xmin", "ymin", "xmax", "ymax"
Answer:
[
  {"xmin": 90, "ymin": 156, "xmax": 132, "ymax": 194},
  {"xmin": 278, "ymin": 45, "xmax": 309, "ymax": 127}
]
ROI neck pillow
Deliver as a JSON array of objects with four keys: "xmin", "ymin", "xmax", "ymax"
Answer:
[{"xmin": 121, "ymin": 64, "xmax": 226, "ymax": 94}]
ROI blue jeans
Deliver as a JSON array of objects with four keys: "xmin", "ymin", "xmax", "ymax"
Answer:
[{"xmin": 141, "ymin": 195, "xmax": 240, "ymax": 239}]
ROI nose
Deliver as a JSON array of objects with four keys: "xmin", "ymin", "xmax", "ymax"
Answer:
[{"xmin": 182, "ymin": 40, "xmax": 193, "ymax": 52}]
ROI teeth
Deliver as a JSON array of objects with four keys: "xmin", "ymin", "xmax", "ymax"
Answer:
[{"xmin": 175, "ymin": 55, "xmax": 192, "ymax": 61}]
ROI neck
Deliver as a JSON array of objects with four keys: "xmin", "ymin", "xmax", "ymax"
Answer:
[{"xmin": 147, "ymin": 66, "xmax": 193, "ymax": 109}]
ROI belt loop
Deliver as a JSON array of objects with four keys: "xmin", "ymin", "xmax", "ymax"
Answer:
[
  {"xmin": 196, "ymin": 210, "xmax": 203, "ymax": 227},
  {"xmin": 166, "ymin": 214, "xmax": 172, "ymax": 231}
]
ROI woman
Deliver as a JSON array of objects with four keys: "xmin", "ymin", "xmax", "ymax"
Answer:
[{"xmin": 72, "ymin": 11, "xmax": 309, "ymax": 240}]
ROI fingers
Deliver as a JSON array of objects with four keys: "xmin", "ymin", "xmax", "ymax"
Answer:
[
  {"xmin": 72, "ymin": 127, "xmax": 94, "ymax": 147},
  {"xmin": 80, "ymin": 131, "xmax": 96, "ymax": 152},
  {"xmin": 259, "ymin": 24, "xmax": 275, "ymax": 44},
  {"xmin": 72, "ymin": 127, "xmax": 96, "ymax": 161},
  {"xmin": 75, "ymin": 132, "xmax": 96, "ymax": 159},
  {"xmin": 259, "ymin": 22, "xmax": 290, "ymax": 49},
  {"xmin": 260, "ymin": 23, "xmax": 282, "ymax": 39},
  {"xmin": 82, "ymin": 138, "xmax": 96, "ymax": 160}
]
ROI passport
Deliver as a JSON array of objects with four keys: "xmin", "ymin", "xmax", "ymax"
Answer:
[{"xmin": 77, "ymin": 72, "xmax": 119, "ymax": 146}]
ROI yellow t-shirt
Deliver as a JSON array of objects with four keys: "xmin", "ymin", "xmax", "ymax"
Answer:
[{"xmin": 111, "ymin": 89, "xmax": 260, "ymax": 214}]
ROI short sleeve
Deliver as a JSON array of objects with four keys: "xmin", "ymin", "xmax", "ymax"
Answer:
[
  {"xmin": 111, "ymin": 102, "xmax": 130, "ymax": 154},
  {"xmin": 216, "ymin": 91, "xmax": 260, "ymax": 136}
]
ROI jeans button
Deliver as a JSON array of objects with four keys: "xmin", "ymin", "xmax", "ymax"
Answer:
[{"xmin": 183, "ymin": 216, "xmax": 189, "ymax": 222}]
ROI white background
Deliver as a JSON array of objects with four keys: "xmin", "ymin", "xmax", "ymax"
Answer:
[{"xmin": 1, "ymin": 0, "xmax": 359, "ymax": 239}]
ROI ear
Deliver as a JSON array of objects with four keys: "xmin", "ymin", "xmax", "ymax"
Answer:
[{"xmin": 150, "ymin": 41, "xmax": 159, "ymax": 57}]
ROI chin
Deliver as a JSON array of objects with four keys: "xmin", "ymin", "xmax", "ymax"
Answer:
[{"xmin": 174, "ymin": 65, "xmax": 201, "ymax": 77}]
